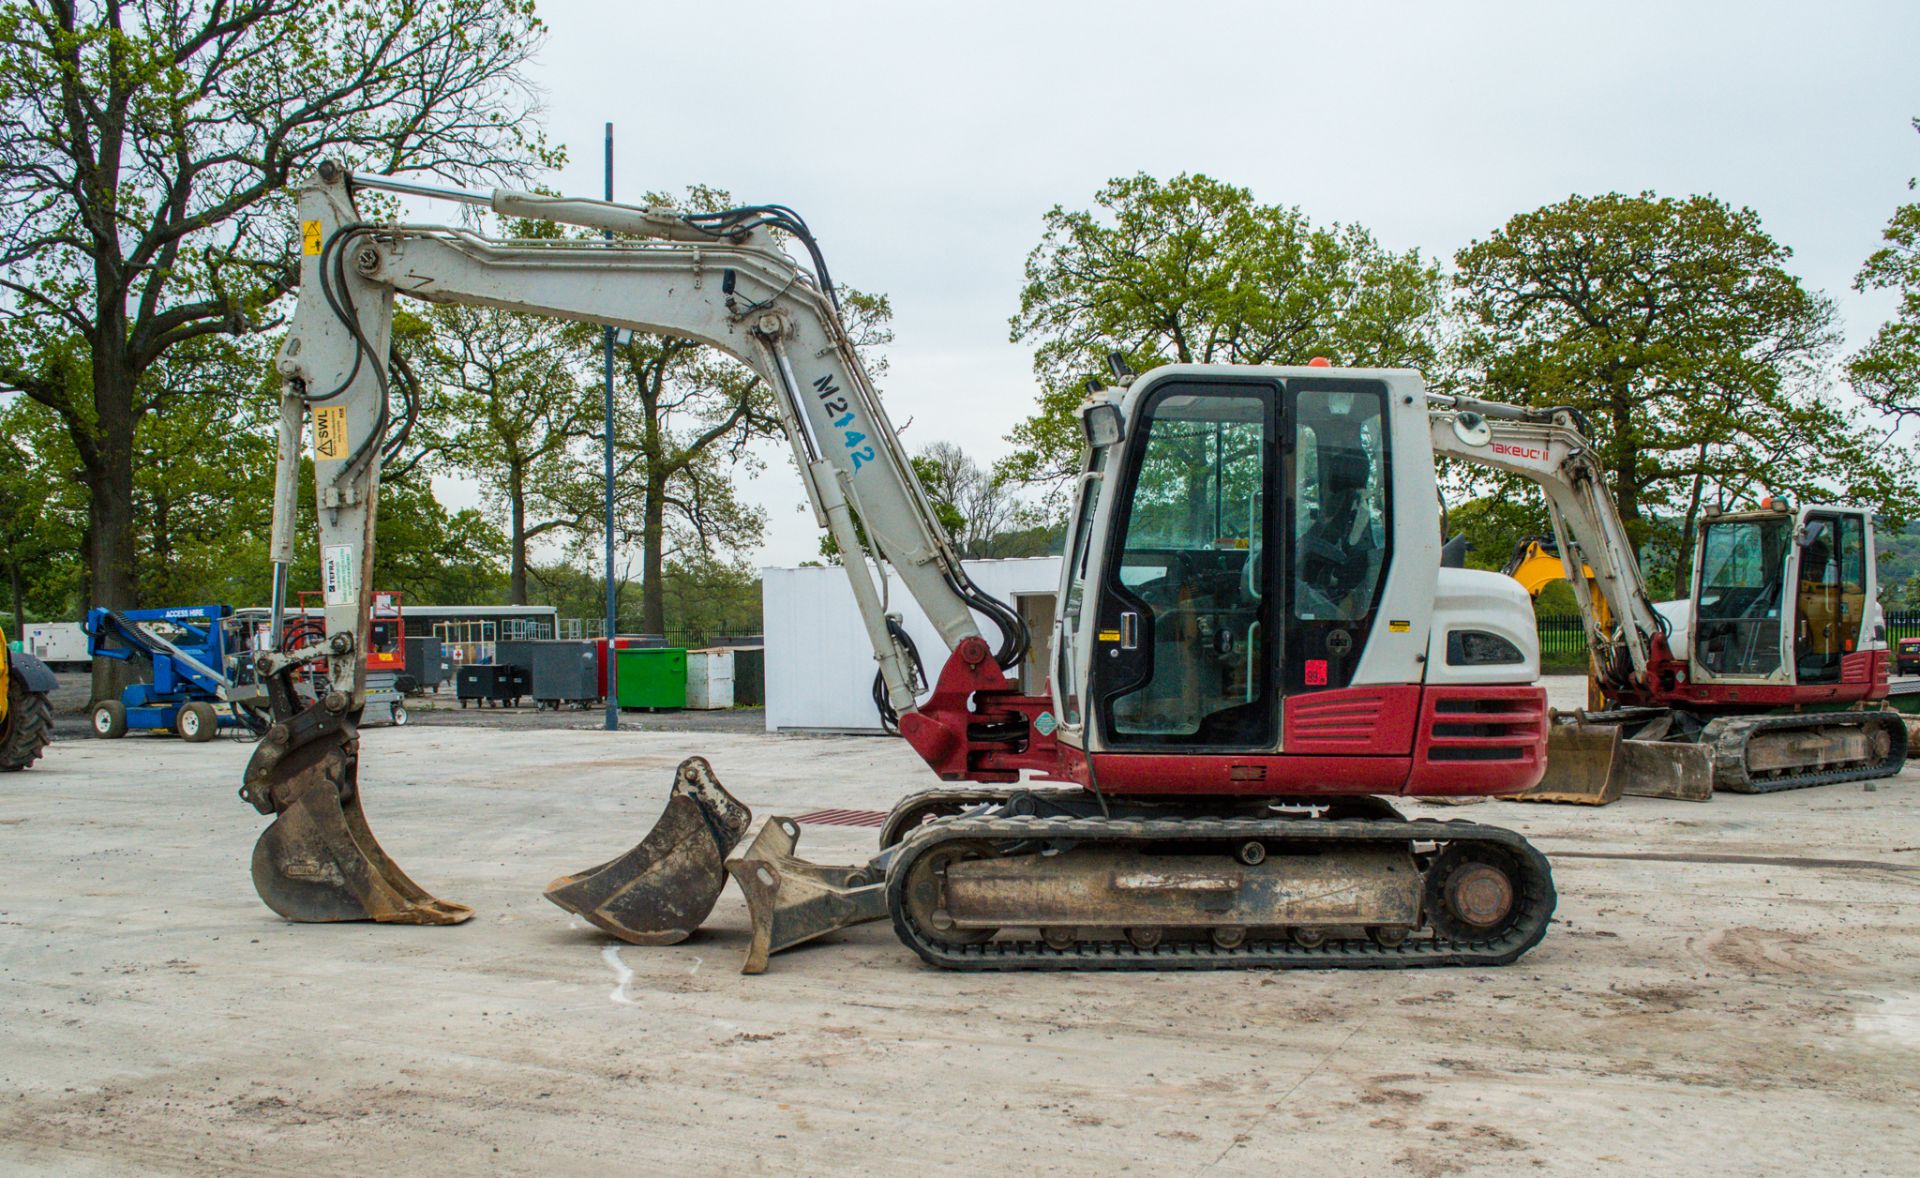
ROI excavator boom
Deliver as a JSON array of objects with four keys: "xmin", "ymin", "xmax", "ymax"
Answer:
[{"xmin": 242, "ymin": 165, "xmax": 1027, "ymax": 933}]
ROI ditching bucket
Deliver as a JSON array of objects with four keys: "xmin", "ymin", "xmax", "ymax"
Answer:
[
  {"xmin": 1509, "ymin": 714, "xmax": 1715, "ymax": 805},
  {"xmin": 246, "ymin": 730, "xmax": 472, "ymax": 924},
  {"xmin": 544, "ymin": 756, "xmax": 752, "ymax": 944},
  {"xmin": 1615, "ymin": 738, "xmax": 1713, "ymax": 801},
  {"xmin": 727, "ymin": 818, "xmax": 889, "ymax": 975},
  {"xmin": 1509, "ymin": 716, "xmax": 1624, "ymax": 805}
]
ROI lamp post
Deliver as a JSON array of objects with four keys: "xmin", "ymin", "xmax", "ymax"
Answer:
[{"xmin": 602, "ymin": 121, "xmax": 619, "ymax": 732}]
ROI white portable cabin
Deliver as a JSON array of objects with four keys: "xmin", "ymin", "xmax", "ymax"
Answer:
[
  {"xmin": 762, "ymin": 557, "xmax": 1062, "ymax": 733},
  {"xmin": 21, "ymin": 622, "xmax": 90, "ymax": 670}
]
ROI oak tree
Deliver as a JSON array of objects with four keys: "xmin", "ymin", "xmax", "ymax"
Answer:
[
  {"xmin": 1004, "ymin": 172, "xmax": 1445, "ymax": 498},
  {"xmin": 0, "ymin": 0, "xmax": 552, "ymax": 696},
  {"xmin": 1849, "ymin": 118, "xmax": 1920, "ymax": 423},
  {"xmin": 1451, "ymin": 191, "xmax": 1916, "ymax": 592}
]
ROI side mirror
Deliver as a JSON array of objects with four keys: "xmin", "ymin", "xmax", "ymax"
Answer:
[{"xmin": 1082, "ymin": 402, "xmax": 1124, "ymax": 448}]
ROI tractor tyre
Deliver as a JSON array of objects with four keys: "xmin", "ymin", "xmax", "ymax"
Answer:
[{"xmin": 1, "ymin": 672, "xmax": 54, "ymax": 771}]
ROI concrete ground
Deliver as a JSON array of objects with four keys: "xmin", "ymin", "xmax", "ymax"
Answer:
[{"xmin": 3, "ymin": 677, "xmax": 1917, "ymax": 1175}]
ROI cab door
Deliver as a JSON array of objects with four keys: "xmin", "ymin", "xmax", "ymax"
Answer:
[
  {"xmin": 1091, "ymin": 379, "xmax": 1277, "ymax": 750},
  {"xmin": 1792, "ymin": 511, "xmax": 1868, "ymax": 684}
]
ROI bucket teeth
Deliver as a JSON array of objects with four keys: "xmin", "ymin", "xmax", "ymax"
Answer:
[
  {"xmin": 544, "ymin": 756, "xmax": 752, "ymax": 945},
  {"xmin": 726, "ymin": 817, "xmax": 889, "ymax": 975},
  {"xmin": 249, "ymin": 736, "xmax": 472, "ymax": 925}
]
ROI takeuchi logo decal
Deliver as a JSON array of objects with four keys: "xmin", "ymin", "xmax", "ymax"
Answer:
[{"xmin": 1491, "ymin": 441, "xmax": 1548, "ymax": 462}]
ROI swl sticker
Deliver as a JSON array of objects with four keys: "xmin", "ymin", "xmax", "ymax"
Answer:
[{"xmin": 314, "ymin": 405, "xmax": 348, "ymax": 461}]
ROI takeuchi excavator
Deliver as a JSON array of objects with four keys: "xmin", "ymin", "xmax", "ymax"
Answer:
[
  {"xmin": 1457, "ymin": 419, "xmax": 1907, "ymax": 804},
  {"xmin": 237, "ymin": 166, "xmax": 1884, "ymax": 975}
]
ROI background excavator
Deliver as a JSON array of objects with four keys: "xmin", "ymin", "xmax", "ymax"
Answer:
[
  {"xmin": 1476, "ymin": 469, "xmax": 1905, "ymax": 804},
  {"xmin": 0, "ymin": 624, "xmax": 56, "ymax": 771},
  {"xmin": 236, "ymin": 166, "xmax": 1898, "ymax": 975}
]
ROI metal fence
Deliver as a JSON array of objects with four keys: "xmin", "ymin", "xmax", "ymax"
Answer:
[
  {"xmin": 1538, "ymin": 609, "xmax": 1920, "ymax": 661},
  {"xmin": 1535, "ymin": 614, "xmax": 1589, "ymax": 663}
]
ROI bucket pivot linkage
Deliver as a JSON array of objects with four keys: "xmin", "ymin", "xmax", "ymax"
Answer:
[
  {"xmin": 547, "ymin": 757, "xmax": 891, "ymax": 973},
  {"xmin": 240, "ymin": 648, "xmax": 471, "ymax": 925}
]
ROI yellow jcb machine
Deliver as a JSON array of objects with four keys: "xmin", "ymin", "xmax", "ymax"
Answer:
[{"xmin": 0, "ymin": 624, "xmax": 56, "ymax": 771}]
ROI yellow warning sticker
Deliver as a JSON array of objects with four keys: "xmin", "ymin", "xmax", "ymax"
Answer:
[
  {"xmin": 302, "ymin": 220, "xmax": 323, "ymax": 256},
  {"xmin": 1388, "ymin": 619, "xmax": 1411, "ymax": 633},
  {"xmin": 1098, "ymin": 628, "xmax": 1122, "ymax": 643},
  {"xmin": 313, "ymin": 405, "xmax": 348, "ymax": 461}
]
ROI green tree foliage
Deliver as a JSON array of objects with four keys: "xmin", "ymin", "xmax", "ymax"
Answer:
[
  {"xmin": 2, "ymin": 377, "xmax": 498, "ymax": 621},
  {"xmin": 914, "ymin": 441, "xmax": 1029, "ymax": 558},
  {"xmin": 413, "ymin": 299, "xmax": 597, "ymax": 603},
  {"xmin": 1451, "ymin": 191, "xmax": 1918, "ymax": 594},
  {"xmin": 0, "ymin": 395, "xmax": 86, "ymax": 627},
  {"xmin": 365, "ymin": 479, "xmax": 509, "ymax": 605},
  {"xmin": 1444, "ymin": 496, "xmax": 1550, "ymax": 574},
  {"xmin": 656, "ymin": 556, "xmax": 761, "ymax": 643},
  {"xmin": 0, "ymin": 0, "xmax": 552, "ymax": 696},
  {"xmin": 564, "ymin": 187, "xmax": 896, "ymax": 632},
  {"xmin": 524, "ymin": 555, "xmax": 759, "ymax": 643},
  {"xmin": 1004, "ymin": 172, "xmax": 1445, "ymax": 499},
  {"xmin": 1849, "ymin": 118, "xmax": 1920, "ymax": 422}
]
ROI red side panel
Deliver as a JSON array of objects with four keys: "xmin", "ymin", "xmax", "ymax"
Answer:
[
  {"xmin": 1283, "ymin": 685, "xmax": 1421, "ymax": 755},
  {"xmin": 1843, "ymin": 650, "xmax": 1888, "ymax": 699},
  {"xmin": 901, "ymin": 644, "xmax": 1546, "ymax": 801},
  {"xmin": 1405, "ymin": 685, "xmax": 1548, "ymax": 796},
  {"xmin": 1658, "ymin": 679, "xmax": 1881, "ymax": 707}
]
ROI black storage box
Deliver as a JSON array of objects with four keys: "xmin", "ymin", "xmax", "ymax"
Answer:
[
  {"xmin": 732, "ymin": 646, "xmax": 765, "ymax": 707},
  {"xmin": 456, "ymin": 663, "xmax": 528, "ymax": 707}
]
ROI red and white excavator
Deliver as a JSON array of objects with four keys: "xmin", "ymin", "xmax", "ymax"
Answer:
[{"xmin": 239, "ymin": 166, "xmax": 1901, "ymax": 974}]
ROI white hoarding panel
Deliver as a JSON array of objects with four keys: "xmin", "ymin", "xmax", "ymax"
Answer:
[{"xmin": 763, "ymin": 557, "xmax": 1061, "ymax": 733}]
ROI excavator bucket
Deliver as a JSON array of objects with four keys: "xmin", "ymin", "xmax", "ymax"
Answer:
[
  {"xmin": 1508, "ymin": 717, "xmax": 1624, "ymax": 805},
  {"xmin": 1615, "ymin": 739, "xmax": 1714, "ymax": 801},
  {"xmin": 1509, "ymin": 715, "xmax": 1715, "ymax": 805},
  {"xmin": 248, "ymin": 731, "xmax": 473, "ymax": 924},
  {"xmin": 544, "ymin": 757, "xmax": 752, "ymax": 944},
  {"xmin": 726, "ymin": 817, "xmax": 889, "ymax": 975}
]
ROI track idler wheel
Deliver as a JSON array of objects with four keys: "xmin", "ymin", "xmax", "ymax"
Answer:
[
  {"xmin": 1423, "ymin": 845, "xmax": 1523, "ymax": 943},
  {"xmin": 896, "ymin": 840, "xmax": 999, "ymax": 947},
  {"xmin": 246, "ymin": 728, "xmax": 472, "ymax": 925},
  {"xmin": 544, "ymin": 757, "xmax": 752, "ymax": 945}
]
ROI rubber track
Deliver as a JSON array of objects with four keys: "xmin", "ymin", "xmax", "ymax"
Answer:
[
  {"xmin": 0, "ymin": 678, "xmax": 53, "ymax": 772},
  {"xmin": 884, "ymin": 813, "xmax": 1556, "ymax": 972},
  {"xmin": 878, "ymin": 786, "xmax": 1081, "ymax": 848},
  {"xmin": 1704, "ymin": 711, "xmax": 1908, "ymax": 794}
]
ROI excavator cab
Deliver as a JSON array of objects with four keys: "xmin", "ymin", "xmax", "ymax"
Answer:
[{"xmin": 1687, "ymin": 504, "xmax": 1879, "ymax": 692}]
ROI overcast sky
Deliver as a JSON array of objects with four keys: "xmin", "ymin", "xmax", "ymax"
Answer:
[{"xmin": 470, "ymin": 0, "xmax": 1920, "ymax": 569}]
